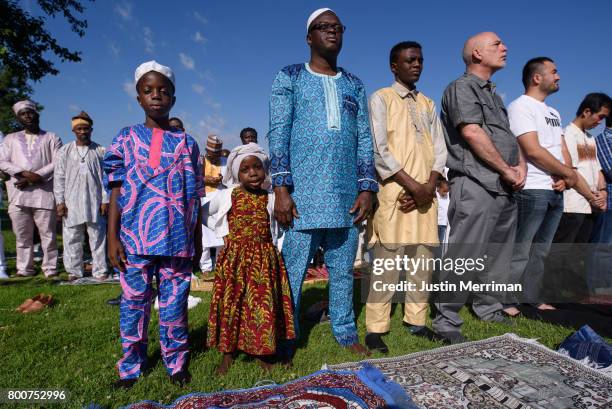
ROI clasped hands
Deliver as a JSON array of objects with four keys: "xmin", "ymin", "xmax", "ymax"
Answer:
[{"xmin": 14, "ymin": 171, "xmax": 42, "ymax": 190}]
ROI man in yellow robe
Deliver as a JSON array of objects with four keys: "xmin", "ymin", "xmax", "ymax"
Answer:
[{"xmin": 365, "ymin": 41, "xmax": 447, "ymax": 353}]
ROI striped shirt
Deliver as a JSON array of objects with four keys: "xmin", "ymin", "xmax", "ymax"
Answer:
[{"xmin": 595, "ymin": 127, "xmax": 612, "ymax": 209}]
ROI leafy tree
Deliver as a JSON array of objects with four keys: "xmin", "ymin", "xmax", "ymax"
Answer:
[
  {"xmin": 0, "ymin": 0, "xmax": 92, "ymax": 133},
  {"xmin": 0, "ymin": 67, "xmax": 35, "ymax": 133}
]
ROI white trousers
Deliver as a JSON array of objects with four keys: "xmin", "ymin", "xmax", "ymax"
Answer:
[
  {"xmin": 63, "ymin": 221, "xmax": 107, "ymax": 278},
  {"xmin": 0, "ymin": 217, "xmax": 6, "ymax": 272},
  {"xmin": 200, "ymin": 245, "xmax": 222, "ymax": 272}
]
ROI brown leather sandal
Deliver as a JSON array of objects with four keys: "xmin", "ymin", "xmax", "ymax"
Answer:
[
  {"xmin": 22, "ymin": 294, "xmax": 54, "ymax": 313},
  {"xmin": 16, "ymin": 294, "xmax": 47, "ymax": 312}
]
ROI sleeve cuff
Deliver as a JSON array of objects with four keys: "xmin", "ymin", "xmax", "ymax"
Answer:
[
  {"xmin": 358, "ymin": 178, "xmax": 379, "ymax": 192},
  {"xmin": 271, "ymin": 172, "xmax": 293, "ymax": 187}
]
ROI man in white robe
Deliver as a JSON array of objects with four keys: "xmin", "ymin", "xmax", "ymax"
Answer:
[
  {"xmin": 0, "ymin": 100, "xmax": 62, "ymax": 277},
  {"xmin": 54, "ymin": 111, "xmax": 109, "ymax": 279}
]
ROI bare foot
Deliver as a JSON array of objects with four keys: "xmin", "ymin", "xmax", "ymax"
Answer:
[
  {"xmin": 346, "ymin": 343, "xmax": 371, "ymax": 357},
  {"xmin": 216, "ymin": 353, "xmax": 234, "ymax": 375},
  {"xmin": 537, "ymin": 303, "xmax": 556, "ymax": 311},
  {"xmin": 503, "ymin": 306, "xmax": 521, "ymax": 317}
]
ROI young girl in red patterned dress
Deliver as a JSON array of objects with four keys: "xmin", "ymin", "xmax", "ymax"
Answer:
[{"xmin": 206, "ymin": 143, "xmax": 295, "ymax": 375}]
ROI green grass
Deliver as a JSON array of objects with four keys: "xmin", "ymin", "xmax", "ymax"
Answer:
[{"xmin": 0, "ymin": 213, "xmax": 584, "ymax": 409}]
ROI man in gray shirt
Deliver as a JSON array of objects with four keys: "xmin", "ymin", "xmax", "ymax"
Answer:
[{"xmin": 432, "ymin": 32, "xmax": 526, "ymax": 343}]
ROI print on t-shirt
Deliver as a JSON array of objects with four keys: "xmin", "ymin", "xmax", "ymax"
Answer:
[
  {"xmin": 545, "ymin": 112, "xmax": 561, "ymax": 128},
  {"xmin": 507, "ymin": 95, "xmax": 564, "ymax": 190}
]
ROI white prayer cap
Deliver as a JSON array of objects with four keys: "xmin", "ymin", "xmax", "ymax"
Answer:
[
  {"xmin": 12, "ymin": 100, "xmax": 37, "ymax": 115},
  {"xmin": 223, "ymin": 143, "xmax": 269, "ymax": 186},
  {"xmin": 134, "ymin": 60, "xmax": 175, "ymax": 88},
  {"xmin": 306, "ymin": 8, "xmax": 335, "ymax": 33}
]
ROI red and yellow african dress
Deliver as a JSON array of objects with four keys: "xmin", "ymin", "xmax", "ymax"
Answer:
[{"xmin": 207, "ymin": 187, "xmax": 295, "ymax": 355}]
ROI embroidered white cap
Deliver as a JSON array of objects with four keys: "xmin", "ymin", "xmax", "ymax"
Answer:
[
  {"xmin": 12, "ymin": 100, "xmax": 37, "ymax": 115},
  {"xmin": 134, "ymin": 60, "xmax": 175, "ymax": 88}
]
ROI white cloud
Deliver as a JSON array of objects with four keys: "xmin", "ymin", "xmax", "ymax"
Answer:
[
  {"xmin": 198, "ymin": 114, "xmax": 227, "ymax": 135},
  {"xmin": 68, "ymin": 104, "xmax": 80, "ymax": 112},
  {"xmin": 143, "ymin": 27, "xmax": 155, "ymax": 54},
  {"xmin": 193, "ymin": 11, "xmax": 208, "ymax": 24},
  {"xmin": 109, "ymin": 42, "xmax": 120, "ymax": 58},
  {"xmin": 498, "ymin": 92, "xmax": 507, "ymax": 102},
  {"xmin": 179, "ymin": 53, "xmax": 195, "ymax": 70},
  {"xmin": 192, "ymin": 31, "xmax": 207, "ymax": 44},
  {"xmin": 123, "ymin": 80, "xmax": 137, "ymax": 98},
  {"xmin": 192, "ymin": 84, "xmax": 205, "ymax": 94},
  {"xmin": 114, "ymin": 2, "xmax": 132, "ymax": 21}
]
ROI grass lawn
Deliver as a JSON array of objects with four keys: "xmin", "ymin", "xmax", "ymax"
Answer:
[{"xmin": 0, "ymin": 213, "xmax": 584, "ymax": 409}]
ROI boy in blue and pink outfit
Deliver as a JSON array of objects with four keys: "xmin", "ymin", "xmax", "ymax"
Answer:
[{"xmin": 104, "ymin": 60, "xmax": 204, "ymax": 388}]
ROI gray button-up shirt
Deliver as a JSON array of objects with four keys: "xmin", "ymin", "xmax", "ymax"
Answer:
[{"xmin": 441, "ymin": 73, "xmax": 519, "ymax": 194}]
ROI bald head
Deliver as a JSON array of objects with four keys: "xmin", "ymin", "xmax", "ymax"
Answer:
[
  {"xmin": 462, "ymin": 31, "xmax": 507, "ymax": 76},
  {"xmin": 462, "ymin": 32, "xmax": 494, "ymax": 64}
]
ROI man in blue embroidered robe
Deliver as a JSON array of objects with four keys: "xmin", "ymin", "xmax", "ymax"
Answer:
[{"xmin": 267, "ymin": 8, "xmax": 378, "ymax": 354}]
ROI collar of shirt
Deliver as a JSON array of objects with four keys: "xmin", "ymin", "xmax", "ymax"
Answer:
[
  {"xmin": 465, "ymin": 72, "xmax": 496, "ymax": 93},
  {"xmin": 569, "ymin": 122, "xmax": 592, "ymax": 139},
  {"xmin": 603, "ymin": 127, "xmax": 612, "ymax": 137},
  {"xmin": 391, "ymin": 81, "xmax": 419, "ymax": 100}
]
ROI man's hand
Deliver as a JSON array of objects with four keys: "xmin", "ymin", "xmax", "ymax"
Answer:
[
  {"xmin": 14, "ymin": 178, "xmax": 28, "ymax": 190},
  {"xmin": 20, "ymin": 171, "xmax": 42, "ymax": 185},
  {"xmin": 599, "ymin": 190, "xmax": 608, "ymax": 211},
  {"xmin": 500, "ymin": 167, "xmax": 520, "ymax": 189},
  {"xmin": 398, "ymin": 192, "xmax": 417, "ymax": 213},
  {"xmin": 204, "ymin": 175, "xmax": 222, "ymax": 185},
  {"xmin": 551, "ymin": 177, "xmax": 566, "ymax": 192},
  {"xmin": 591, "ymin": 191, "xmax": 607, "ymax": 211},
  {"xmin": 512, "ymin": 164, "xmax": 527, "ymax": 191},
  {"xmin": 57, "ymin": 203, "xmax": 67, "ymax": 218},
  {"xmin": 274, "ymin": 186, "xmax": 299, "ymax": 228},
  {"xmin": 408, "ymin": 182, "xmax": 435, "ymax": 207},
  {"xmin": 108, "ymin": 235, "xmax": 127, "ymax": 273},
  {"xmin": 561, "ymin": 168, "xmax": 578, "ymax": 189},
  {"xmin": 100, "ymin": 203, "xmax": 109, "ymax": 216},
  {"xmin": 350, "ymin": 191, "xmax": 373, "ymax": 224}
]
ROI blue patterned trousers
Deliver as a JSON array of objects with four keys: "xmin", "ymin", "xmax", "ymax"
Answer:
[
  {"xmin": 282, "ymin": 226, "xmax": 359, "ymax": 346},
  {"xmin": 118, "ymin": 255, "xmax": 192, "ymax": 379}
]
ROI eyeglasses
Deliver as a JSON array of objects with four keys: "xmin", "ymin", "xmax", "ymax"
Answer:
[{"xmin": 309, "ymin": 23, "xmax": 346, "ymax": 34}]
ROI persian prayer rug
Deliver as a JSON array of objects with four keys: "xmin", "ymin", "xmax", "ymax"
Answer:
[
  {"xmin": 122, "ymin": 364, "xmax": 415, "ymax": 408},
  {"xmin": 329, "ymin": 333, "xmax": 612, "ymax": 409}
]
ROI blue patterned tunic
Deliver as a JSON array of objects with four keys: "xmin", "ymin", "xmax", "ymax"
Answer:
[
  {"xmin": 268, "ymin": 63, "xmax": 378, "ymax": 230},
  {"xmin": 103, "ymin": 124, "xmax": 205, "ymax": 256}
]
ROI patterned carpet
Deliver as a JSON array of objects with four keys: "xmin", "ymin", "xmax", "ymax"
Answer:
[
  {"xmin": 328, "ymin": 333, "xmax": 612, "ymax": 409},
  {"xmin": 122, "ymin": 364, "xmax": 415, "ymax": 408}
]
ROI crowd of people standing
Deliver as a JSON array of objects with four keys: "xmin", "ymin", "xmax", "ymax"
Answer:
[{"xmin": 0, "ymin": 7, "xmax": 610, "ymax": 388}]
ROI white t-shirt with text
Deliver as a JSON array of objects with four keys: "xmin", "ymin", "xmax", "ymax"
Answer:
[{"xmin": 508, "ymin": 95, "xmax": 564, "ymax": 190}]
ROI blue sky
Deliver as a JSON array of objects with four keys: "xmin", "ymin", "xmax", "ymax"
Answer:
[{"xmin": 22, "ymin": 0, "xmax": 612, "ymax": 150}]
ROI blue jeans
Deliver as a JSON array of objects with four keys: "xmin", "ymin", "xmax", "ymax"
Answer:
[
  {"xmin": 587, "ymin": 210, "xmax": 612, "ymax": 291},
  {"xmin": 438, "ymin": 225, "xmax": 447, "ymax": 245},
  {"xmin": 509, "ymin": 189, "xmax": 563, "ymax": 305}
]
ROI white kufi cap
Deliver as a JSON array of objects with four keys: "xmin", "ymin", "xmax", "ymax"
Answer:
[
  {"xmin": 134, "ymin": 60, "xmax": 175, "ymax": 88},
  {"xmin": 306, "ymin": 8, "xmax": 334, "ymax": 33}
]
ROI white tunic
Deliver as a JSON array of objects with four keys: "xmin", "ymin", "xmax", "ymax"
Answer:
[{"xmin": 53, "ymin": 141, "xmax": 109, "ymax": 227}]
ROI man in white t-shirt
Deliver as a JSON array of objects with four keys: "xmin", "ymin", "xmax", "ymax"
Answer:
[
  {"xmin": 557, "ymin": 93, "xmax": 609, "ymax": 242},
  {"xmin": 544, "ymin": 95, "xmax": 609, "ymax": 298},
  {"xmin": 506, "ymin": 57, "xmax": 578, "ymax": 313}
]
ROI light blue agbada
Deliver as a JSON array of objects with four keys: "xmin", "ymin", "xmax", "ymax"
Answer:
[{"xmin": 267, "ymin": 63, "xmax": 378, "ymax": 347}]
